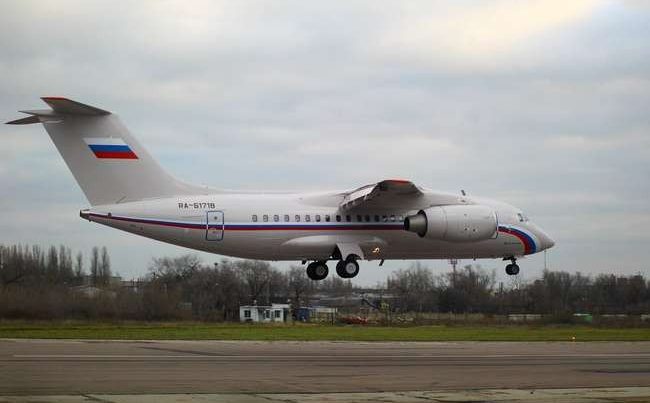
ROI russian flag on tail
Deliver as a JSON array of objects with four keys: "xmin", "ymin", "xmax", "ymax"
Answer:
[{"xmin": 84, "ymin": 137, "xmax": 138, "ymax": 159}]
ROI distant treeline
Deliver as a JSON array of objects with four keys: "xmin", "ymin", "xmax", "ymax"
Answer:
[
  {"xmin": 0, "ymin": 244, "xmax": 649, "ymax": 321},
  {"xmin": 387, "ymin": 263, "xmax": 650, "ymax": 316}
]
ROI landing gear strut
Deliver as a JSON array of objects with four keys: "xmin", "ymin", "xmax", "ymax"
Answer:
[
  {"xmin": 336, "ymin": 257, "xmax": 360, "ymax": 279},
  {"xmin": 306, "ymin": 261, "xmax": 329, "ymax": 281},
  {"xmin": 504, "ymin": 257, "xmax": 520, "ymax": 276}
]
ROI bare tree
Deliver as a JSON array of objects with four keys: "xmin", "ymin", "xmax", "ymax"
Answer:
[
  {"xmin": 238, "ymin": 260, "xmax": 272, "ymax": 304},
  {"xmin": 288, "ymin": 266, "xmax": 312, "ymax": 307},
  {"xmin": 99, "ymin": 246, "xmax": 112, "ymax": 286},
  {"xmin": 59, "ymin": 245, "xmax": 74, "ymax": 283},
  {"xmin": 90, "ymin": 246, "xmax": 99, "ymax": 286},
  {"xmin": 74, "ymin": 252, "xmax": 84, "ymax": 279}
]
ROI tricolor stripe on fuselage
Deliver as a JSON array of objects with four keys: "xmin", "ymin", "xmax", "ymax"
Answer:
[
  {"xmin": 87, "ymin": 213, "xmax": 537, "ymax": 254},
  {"xmin": 83, "ymin": 137, "xmax": 138, "ymax": 159},
  {"xmin": 498, "ymin": 226, "xmax": 537, "ymax": 255}
]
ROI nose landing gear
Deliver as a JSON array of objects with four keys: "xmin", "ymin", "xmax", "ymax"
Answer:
[{"xmin": 504, "ymin": 257, "xmax": 520, "ymax": 276}]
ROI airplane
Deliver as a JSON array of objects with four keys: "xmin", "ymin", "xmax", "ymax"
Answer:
[{"xmin": 7, "ymin": 97, "xmax": 554, "ymax": 280}]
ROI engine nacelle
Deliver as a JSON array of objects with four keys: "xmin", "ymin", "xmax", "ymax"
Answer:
[{"xmin": 404, "ymin": 205, "xmax": 497, "ymax": 242}]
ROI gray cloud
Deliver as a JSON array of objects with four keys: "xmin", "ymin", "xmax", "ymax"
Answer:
[{"xmin": 1, "ymin": 0, "xmax": 649, "ymax": 284}]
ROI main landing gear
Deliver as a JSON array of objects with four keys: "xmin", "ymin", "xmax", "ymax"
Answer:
[
  {"xmin": 306, "ymin": 261, "xmax": 329, "ymax": 281},
  {"xmin": 306, "ymin": 257, "xmax": 360, "ymax": 281},
  {"xmin": 504, "ymin": 257, "xmax": 520, "ymax": 276},
  {"xmin": 336, "ymin": 257, "xmax": 359, "ymax": 279}
]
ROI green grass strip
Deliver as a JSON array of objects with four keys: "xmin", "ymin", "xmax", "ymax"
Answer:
[{"xmin": 0, "ymin": 322, "xmax": 649, "ymax": 341}]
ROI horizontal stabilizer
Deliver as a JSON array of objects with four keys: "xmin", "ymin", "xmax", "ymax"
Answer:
[
  {"xmin": 40, "ymin": 97, "xmax": 110, "ymax": 115},
  {"xmin": 6, "ymin": 115, "xmax": 41, "ymax": 125}
]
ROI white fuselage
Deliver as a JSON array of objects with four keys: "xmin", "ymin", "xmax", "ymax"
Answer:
[{"xmin": 82, "ymin": 189, "xmax": 554, "ymax": 262}]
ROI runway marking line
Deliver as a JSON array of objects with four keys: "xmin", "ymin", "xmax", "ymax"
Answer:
[{"xmin": 10, "ymin": 353, "xmax": 650, "ymax": 359}]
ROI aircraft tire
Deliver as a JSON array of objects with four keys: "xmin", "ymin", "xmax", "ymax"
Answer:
[
  {"xmin": 505, "ymin": 263, "xmax": 520, "ymax": 276},
  {"xmin": 307, "ymin": 261, "xmax": 329, "ymax": 281},
  {"xmin": 336, "ymin": 258, "xmax": 359, "ymax": 278},
  {"xmin": 510, "ymin": 263, "xmax": 520, "ymax": 275}
]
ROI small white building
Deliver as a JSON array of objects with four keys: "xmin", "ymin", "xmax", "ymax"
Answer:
[{"xmin": 240, "ymin": 303, "xmax": 290, "ymax": 323}]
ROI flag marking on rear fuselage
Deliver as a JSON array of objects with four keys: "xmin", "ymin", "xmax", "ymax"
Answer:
[{"xmin": 83, "ymin": 137, "xmax": 138, "ymax": 159}]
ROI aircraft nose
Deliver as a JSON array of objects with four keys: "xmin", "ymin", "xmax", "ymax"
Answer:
[{"xmin": 539, "ymin": 230, "xmax": 555, "ymax": 250}]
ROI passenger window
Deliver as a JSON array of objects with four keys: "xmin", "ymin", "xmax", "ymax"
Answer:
[
  {"xmin": 305, "ymin": 215, "xmax": 311, "ymax": 222},
  {"xmin": 325, "ymin": 215, "xmax": 331, "ymax": 222},
  {"xmin": 364, "ymin": 215, "xmax": 370, "ymax": 222},
  {"xmin": 356, "ymin": 215, "xmax": 362, "ymax": 222},
  {"xmin": 273, "ymin": 214, "xmax": 279, "ymax": 222},
  {"xmin": 263, "ymin": 215, "xmax": 269, "ymax": 222},
  {"xmin": 284, "ymin": 214, "xmax": 290, "ymax": 222},
  {"xmin": 295, "ymin": 214, "xmax": 301, "ymax": 222},
  {"xmin": 335, "ymin": 215, "xmax": 341, "ymax": 222},
  {"xmin": 315, "ymin": 214, "xmax": 321, "ymax": 222},
  {"xmin": 390, "ymin": 215, "xmax": 396, "ymax": 222},
  {"xmin": 252, "ymin": 215, "xmax": 258, "ymax": 222},
  {"xmin": 398, "ymin": 215, "xmax": 404, "ymax": 222},
  {"xmin": 346, "ymin": 215, "xmax": 351, "ymax": 222},
  {"xmin": 374, "ymin": 215, "xmax": 380, "ymax": 222},
  {"xmin": 382, "ymin": 215, "xmax": 387, "ymax": 222}
]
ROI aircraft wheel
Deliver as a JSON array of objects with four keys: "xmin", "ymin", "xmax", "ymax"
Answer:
[
  {"xmin": 505, "ymin": 263, "xmax": 520, "ymax": 276},
  {"xmin": 307, "ymin": 261, "xmax": 329, "ymax": 281},
  {"xmin": 336, "ymin": 258, "xmax": 359, "ymax": 278},
  {"xmin": 510, "ymin": 263, "xmax": 520, "ymax": 275}
]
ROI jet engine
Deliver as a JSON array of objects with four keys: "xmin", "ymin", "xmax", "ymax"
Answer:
[{"xmin": 404, "ymin": 205, "xmax": 497, "ymax": 242}]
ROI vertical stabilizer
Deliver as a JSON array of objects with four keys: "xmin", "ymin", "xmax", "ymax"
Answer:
[{"xmin": 7, "ymin": 97, "xmax": 207, "ymax": 205}]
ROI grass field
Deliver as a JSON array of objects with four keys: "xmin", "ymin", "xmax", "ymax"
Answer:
[{"xmin": 0, "ymin": 321, "xmax": 649, "ymax": 341}]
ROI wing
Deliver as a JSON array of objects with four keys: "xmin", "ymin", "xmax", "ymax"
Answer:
[{"xmin": 340, "ymin": 179, "xmax": 425, "ymax": 210}]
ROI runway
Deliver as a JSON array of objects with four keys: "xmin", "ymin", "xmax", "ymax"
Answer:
[{"xmin": 1, "ymin": 339, "xmax": 649, "ymax": 398}]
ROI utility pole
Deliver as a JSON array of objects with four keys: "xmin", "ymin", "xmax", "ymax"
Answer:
[
  {"xmin": 449, "ymin": 259, "xmax": 458, "ymax": 286},
  {"xmin": 544, "ymin": 250, "xmax": 548, "ymax": 271}
]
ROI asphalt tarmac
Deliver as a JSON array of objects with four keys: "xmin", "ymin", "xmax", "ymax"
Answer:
[{"xmin": 1, "ymin": 339, "xmax": 649, "ymax": 400}]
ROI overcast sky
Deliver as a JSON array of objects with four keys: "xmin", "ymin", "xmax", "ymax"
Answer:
[{"xmin": 1, "ymin": 0, "xmax": 649, "ymax": 285}]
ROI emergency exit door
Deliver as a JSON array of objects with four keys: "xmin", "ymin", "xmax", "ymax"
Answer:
[{"xmin": 206, "ymin": 211, "xmax": 224, "ymax": 241}]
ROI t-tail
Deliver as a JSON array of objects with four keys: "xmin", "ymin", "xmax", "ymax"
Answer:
[{"xmin": 7, "ymin": 97, "xmax": 207, "ymax": 206}]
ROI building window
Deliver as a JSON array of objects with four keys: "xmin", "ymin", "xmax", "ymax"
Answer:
[
  {"xmin": 264, "ymin": 310, "xmax": 270, "ymax": 319},
  {"xmin": 390, "ymin": 215, "xmax": 396, "ymax": 222},
  {"xmin": 346, "ymin": 215, "xmax": 351, "ymax": 222},
  {"xmin": 263, "ymin": 215, "xmax": 269, "ymax": 222},
  {"xmin": 273, "ymin": 214, "xmax": 279, "ymax": 222},
  {"xmin": 315, "ymin": 214, "xmax": 321, "ymax": 222},
  {"xmin": 325, "ymin": 215, "xmax": 331, "ymax": 222},
  {"xmin": 284, "ymin": 214, "xmax": 290, "ymax": 222},
  {"xmin": 252, "ymin": 215, "xmax": 258, "ymax": 222},
  {"xmin": 335, "ymin": 215, "xmax": 341, "ymax": 222},
  {"xmin": 305, "ymin": 215, "xmax": 311, "ymax": 222},
  {"xmin": 244, "ymin": 309, "xmax": 251, "ymax": 318},
  {"xmin": 274, "ymin": 310, "xmax": 281, "ymax": 318},
  {"xmin": 295, "ymin": 214, "xmax": 301, "ymax": 222}
]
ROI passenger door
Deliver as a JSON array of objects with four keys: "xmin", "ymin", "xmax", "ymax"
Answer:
[{"xmin": 206, "ymin": 210, "xmax": 224, "ymax": 241}]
